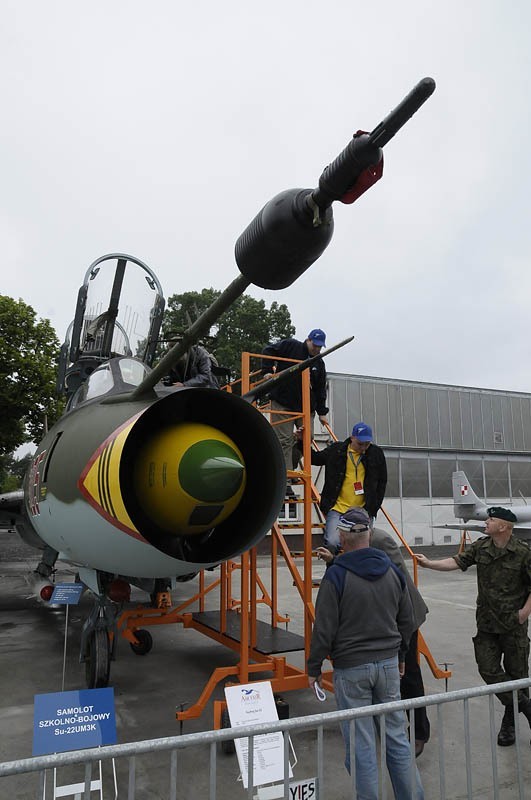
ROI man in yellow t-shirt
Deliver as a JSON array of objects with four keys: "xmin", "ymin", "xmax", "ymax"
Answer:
[
  {"xmin": 333, "ymin": 439, "xmax": 368, "ymax": 512},
  {"xmin": 310, "ymin": 422, "xmax": 387, "ymax": 553}
]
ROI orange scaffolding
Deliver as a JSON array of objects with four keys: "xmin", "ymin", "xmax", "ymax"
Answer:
[{"xmin": 115, "ymin": 350, "xmax": 451, "ymax": 727}]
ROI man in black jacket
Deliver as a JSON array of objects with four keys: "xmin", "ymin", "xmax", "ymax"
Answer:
[
  {"xmin": 310, "ymin": 421, "xmax": 387, "ymax": 552},
  {"xmin": 261, "ymin": 329, "xmax": 329, "ymax": 473},
  {"xmin": 166, "ymin": 344, "xmax": 219, "ymax": 389}
]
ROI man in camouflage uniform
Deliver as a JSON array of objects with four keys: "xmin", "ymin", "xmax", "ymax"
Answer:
[{"xmin": 415, "ymin": 507, "xmax": 531, "ymax": 747}]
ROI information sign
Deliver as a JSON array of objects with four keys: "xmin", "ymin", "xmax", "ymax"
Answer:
[
  {"xmin": 225, "ymin": 681, "xmax": 293, "ymax": 790},
  {"xmin": 33, "ymin": 687, "xmax": 117, "ymax": 756},
  {"xmin": 50, "ymin": 582, "xmax": 84, "ymax": 605}
]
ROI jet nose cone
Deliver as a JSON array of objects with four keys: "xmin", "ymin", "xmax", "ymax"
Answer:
[
  {"xmin": 180, "ymin": 444, "xmax": 245, "ymax": 503},
  {"xmin": 133, "ymin": 421, "xmax": 247, "ymax": 535}
]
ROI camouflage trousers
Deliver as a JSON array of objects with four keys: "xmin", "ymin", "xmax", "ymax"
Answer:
[{"xmin": 473, "ymin": 627, "xmax": 530, "ymax": 707}]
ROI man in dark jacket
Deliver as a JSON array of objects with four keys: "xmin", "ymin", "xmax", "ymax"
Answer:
[
  {"xmin": 261, "ymin": 329, "xmax": 329, "ymax": 473},
  {"xmin": 310, "ymin": 422, "xmax": 387, "ymax": 552},
  {"xmin": 166, "ymin": 344, "xmax": 219, "ymax": 389},
  {"xmin": 308, "ymin": 513, "xmax": 424, "ymax": 799}
]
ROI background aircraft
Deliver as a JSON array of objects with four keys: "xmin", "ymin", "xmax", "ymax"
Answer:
[
  {"xmin": 434, "ymin": 469, "xmax": 531, "ymax": 541},
  {"xmin": 0, "ymin": 78, "xmax": 435, "ymax": 688}
]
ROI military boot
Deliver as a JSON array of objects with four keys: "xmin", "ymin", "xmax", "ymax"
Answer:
[{"xmin": 497, "ymin": 705, "xmax": 515, "ymax": 747}]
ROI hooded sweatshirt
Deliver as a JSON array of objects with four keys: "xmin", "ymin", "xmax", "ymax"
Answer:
[{"xmin": 307, "ymin": 547, "xmax": 415, "ymax": 677}]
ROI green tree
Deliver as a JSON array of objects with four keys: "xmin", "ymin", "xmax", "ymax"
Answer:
[
  {"xmin": 162, "ymin": 289, "xmax": 295, "ymax": 380},
  {"xmin": 0, "ymin": 452, "xmax": 33, "ymax": 492},
  {"xmin": 0, "ymin": 296, "xmax": 64, "ymax": 456}
]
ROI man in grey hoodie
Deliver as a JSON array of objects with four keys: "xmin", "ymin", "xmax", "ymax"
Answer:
[
  {"xmin": 308, "ymin": 512, "xmax": 424, "ymax": 800},
  {"xmin": 316, "ymin": 506, "xmax": 431, "ymax": 757}
]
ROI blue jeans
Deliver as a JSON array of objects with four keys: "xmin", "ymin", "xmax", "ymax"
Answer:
[
  {"xmin": 333, "ymin": 656, "xmax": 424, "ymax": 800},
  {"xmin": 324, "ymin": 509, "xmax": 342, "ymax": 553}
]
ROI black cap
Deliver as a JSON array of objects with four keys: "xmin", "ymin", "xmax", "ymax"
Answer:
[{"xmin": 486, "ymin": 506, "xmax": 517, "ymax": 523}]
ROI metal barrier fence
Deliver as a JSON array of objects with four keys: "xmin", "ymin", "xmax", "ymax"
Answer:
[{"xmin": 2, "ymin": 678, "xmax": 531, "ymax": 800}]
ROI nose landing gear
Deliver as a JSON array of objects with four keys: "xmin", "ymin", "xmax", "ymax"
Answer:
[
  {"xmin": 85, "ymin": 627, "xmax": 111, "ymax": 688},
  {"xmin": 80, "ymin": 597, "xmax": 117, "ymax": 689}
]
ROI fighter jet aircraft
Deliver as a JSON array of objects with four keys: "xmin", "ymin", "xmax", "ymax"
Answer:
[
  {"xmin": 0, "ymin": 252, "xmax": 292, "ymax": 685},
  {"xmin": 434, "ymin": 469, "xmax": 531, "ymax": 541},
  {"xmin": 0, "ymin": 78, "xmax": 436, "ymax": 687}
]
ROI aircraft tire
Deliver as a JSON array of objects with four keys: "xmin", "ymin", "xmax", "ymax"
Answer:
[
  {"xmin": 130, "ymin": 629, "xmax": 153, "ymax": 656},
  {"xmin": 85, "ymin": 629, "xmax": 111, "ymax": 688}
]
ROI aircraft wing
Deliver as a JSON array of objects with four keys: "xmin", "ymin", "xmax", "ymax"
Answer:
[
  {"xmin": 433, "ymin": 523, "xmax": 486, "ymax": 533},
  {"xmin": 0, "ymin": 491, "xmax": 24, "ymax": 526},
  {"xmin": 433, "ymin": 522, "xmax": 531, "ymax": 539}
]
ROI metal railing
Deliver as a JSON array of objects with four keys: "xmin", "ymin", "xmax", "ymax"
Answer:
[{"xmin": 2, "ymin": 678, "xmax": 531, "ymax": 800}]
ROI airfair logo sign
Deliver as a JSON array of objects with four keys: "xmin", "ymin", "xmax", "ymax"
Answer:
[
  {"xmin": 240, "ymin": 687, "xmax": 261, "ymax": 703},
  {"xmin": 33, "ymin": 688, "xmax": 117, "ymax": 755}
]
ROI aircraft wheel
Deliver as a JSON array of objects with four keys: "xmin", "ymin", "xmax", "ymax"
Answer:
[
  {"xmin": 85, "ymin": 629, "xmax": 111, "ymax": 688},
  {"xmin": 220, "ymin": 708, "xmax": 236, "ymax": 755},
  {"xmin": 130, "ymin": 629, "xmax": 153, "ymax": 656}
]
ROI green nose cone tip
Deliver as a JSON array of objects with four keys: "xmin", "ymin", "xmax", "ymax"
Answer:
[{"xmin": 179, "ymin": 439, "xmax": 245, "ymax": 502}]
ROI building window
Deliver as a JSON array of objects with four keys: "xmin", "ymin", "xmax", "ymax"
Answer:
[
  {"xmin": 509, "ymin": 460, "xmax": 531, "ymax": 500},
  {"xmin": 484, "ymin": 460, "xmax": 509, "ymax": 501},
  {"xmin": 401, "ymin": 457, "xmax": 429, "ymax": 497},
  {"xmin": 430, "ymin": 458, "xmax": 457, "ymax": 498},
  {"xmin": 384, "ymin": 454, "xmax": 399, "ymax": 498},
  {"xmin": 444, "ymin": 535, "xmax": 451, "ymax": 543}
]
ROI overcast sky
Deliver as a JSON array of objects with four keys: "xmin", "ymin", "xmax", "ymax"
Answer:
[{"xmin": 2, "ymin": 1, "xmax": 531, "ymax": 394}]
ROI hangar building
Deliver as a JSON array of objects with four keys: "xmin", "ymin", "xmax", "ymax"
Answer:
[{"xmin": 317, "ymin": 372, "xmax": 531, "ymax": 546}]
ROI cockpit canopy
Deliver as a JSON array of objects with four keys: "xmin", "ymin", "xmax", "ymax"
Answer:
[
  {"xmin": 57, "ymin": 254, "xmax": 165, "ymax": 399},
  {"xmin": 67, "ymin": 357, "xmax": 151, "ymax": 411}
]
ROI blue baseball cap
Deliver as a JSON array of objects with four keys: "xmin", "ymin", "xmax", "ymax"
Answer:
[
  {"xmin": 307, "ymin": 328, "xmax": 326, "ymax": 347},
  {"xmin": 351, "ymin": 422, "xmax": 373, "ymax": 442}
]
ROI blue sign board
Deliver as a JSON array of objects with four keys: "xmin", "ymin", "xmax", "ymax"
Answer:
[
  {"xmin": 33, "ymin": 688, "xmax": 117, "ymax": 755},
  {"xmin": 50, "ymin": 583, "xmax": 84, "ymax": 605}
]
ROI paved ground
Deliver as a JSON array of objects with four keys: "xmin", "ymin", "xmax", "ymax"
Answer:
[{"xmin": 1, "ymin": 529, "xmax": 531, "ymax": 799}]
